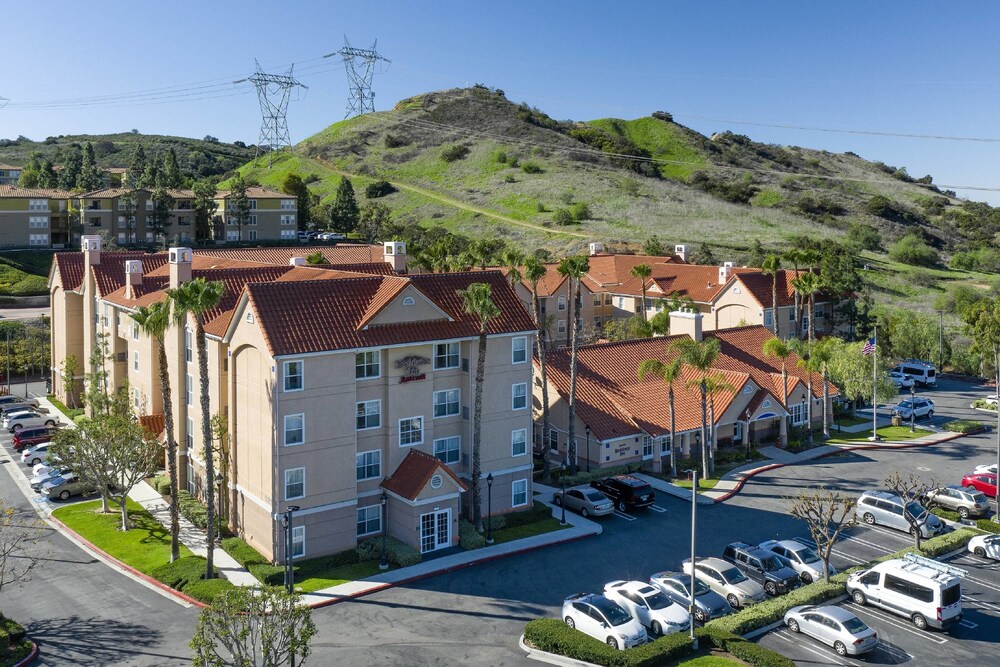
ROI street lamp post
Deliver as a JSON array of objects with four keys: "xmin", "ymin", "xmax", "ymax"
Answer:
[
  {"xmin": 559, "ymin": 463, "xmax": 567, "ymax": 526},
  {"xmin": 280, "ymin": 505, "xmax": 300, "ymax": 594},
  {"xmin": 379, "ymin": 489, "xmax": 389, "ymax": 570},
  {"xmin": 801, "ymin": 396, "xmax": 808, "ymax": 445},
  {"xmin": 909, "ymin": 385, "xmax": 916, "ymax": 433},
  {"xmin": 486, "ymin": 473, "xmax": 494, "ymax": 545},
  {"xmin": 585, "ymin": 425, "xmax": 591, "ymax": 473},
  {"xmin": 686, "ymin": 467, "xmax": 698, "ymax": 650},
  {"xmin": 744, "ymin": 408, "xmax": 752, "ymax": 458}
]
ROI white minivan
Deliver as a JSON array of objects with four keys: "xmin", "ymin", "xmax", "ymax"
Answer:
[
  {"xmin": 846, "ymin": 554, "xmax": 963, "ymax": 630},
  {"xmin": 892, "ymin": 360, "xmax": 937, "ymax": 388}
]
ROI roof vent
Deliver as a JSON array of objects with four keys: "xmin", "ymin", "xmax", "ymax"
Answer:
[{"xmin": 289, "ymin": 257, "xmax": 307, "ymax": 266}]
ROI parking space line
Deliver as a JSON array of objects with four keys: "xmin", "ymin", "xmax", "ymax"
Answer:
[
  {"xmin": 648, "ymin": 505, "xmax": 667, "ymax": 513},
  {"xmin": 612, "ymin": 510, "xmax": 636, "ymax": 521},
  {"xmin": 958, "ymin": 619, "xmax": 978, "ymax": 629},
  {"xmin": 962, "ymin": 595, "xmax": 1000, "ymax": 613},
  {"xmin": 875, "ymin": 640, "xmax": 910, "ymax": 662},
  {"xmin": 795, "ymin": 536, "xmax": 867, "ymax": 565},
  {"xmin": 771, "ymin": 630, "xmax": 855, "ymax": 666},
  {"xmin": 840, "ymin": 532, "xmax": 896, "ymax": 553},
  {"xmin": 845, "ymin": 604, "xmax": 948, "ymax": 644}
]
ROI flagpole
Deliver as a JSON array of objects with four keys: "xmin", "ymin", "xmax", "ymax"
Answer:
[{"xmin": 872, "ymin": 326, "xmax": 878, "ymax": 441}]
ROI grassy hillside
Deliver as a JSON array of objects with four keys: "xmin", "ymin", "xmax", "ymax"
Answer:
[{"xmin": 0, "ymin": 251, "xmax": 54, "ymax": 295}]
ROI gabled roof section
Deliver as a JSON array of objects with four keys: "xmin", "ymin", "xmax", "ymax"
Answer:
[
  {"xmin": 584, "ymin": 254, "xmax": 678, "ymax": 288},
  {"xmin": 731, "ymin": 269, "xmax": 826, "ymax": 308},
  {"xmin": 91, "ymin": 252, "xmax": 168, "ymax": 297},
  {"xmin": 52, "ymin": 253, "xmax": 85, "ymax": 292},
  {"xmin": 380, "ymin": 449, "xmax": 468, "ymax": 501},
  {"xmin": 0, "ymin": 184, "xmax": 74, "ymax": 198},
  {"xmin": 197, "ymin": 244, "xmax": 384, "ymax": 266}
]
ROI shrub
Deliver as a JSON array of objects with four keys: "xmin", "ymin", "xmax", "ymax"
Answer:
[
  {"xmin": 441, "ymin": 144, "xmax": 470, "ymax": 162},
  {"xmin": 503, "ymin": 174, "xmax": 517, "ymax": 183},
  {"xmin": 493, "ymin": 149, "xmax": 508, "ymax": 164},
  {"xmin": 708, "ymin": 579, "xmax": 844, "ymax": 635},
  {"xmin": 920, "ymin": 528, "xmax": 979, "ymax": 557},
  {"xmin": 151, "ymin": 474, "xmax": 172, "ymax": 495},
  {"xmin": 972, "ymin": 399, "xmax": 996, "ymax": 411},
  {"xmin": 501, "ymin": 501, "xmax": 553, "ymax": 529},
  {"xmin": 976, "ymin": 519, "xmax": 1000, "ymax": 534},
  {"xmin": 0, "ymin": 628, "xmax": 8, "ymax": 656},
  {"xmin": 459, "ymin": 519, "xmax": 486, "ymax": 550},
  {"xmin": 726, "ymin": 640, "xmax": 796, "ymax": 667},
  {"xmin": 522, "ymin": 618, "xmax": 629, "ymax": 666},
  {"xmin": 249, "ymin": 563, "xmax": 287, "ymax": 586},
  {"xmin": 184, "ymin": 578, "xmax": 236, "ymax": 603},
  {"xmin": 521, "ymin": 161, "xmax": 542, "ymax": 174},
  {"xmin": 552, "ymin": 209, "xmax": 574, "ymax": 225},
  {"xmin": 625, "ymin": 632, "xmax": 692, "ymax": 666},
  {"xmin": 176, "ymin": 490, "xmax": 223, "ymax": 531},
  {"xmin": 365, "ymin": 180, "xmax": 395, "ymax": 198},
  {"xmin": 384, "ymin": 133, "xmax": 407, "ymax": 148},
  {"xmin": 221, "ymin": 537, "xmax": 268, "ymax": 569},
  {"xmin": 930, "ymin": 507, "xmax": 961, "ymax": 522},
  {"xmin": 485, "ymin": 513, "xmax": 507, "ymax": 531},
  {"xmin": 356, "ymin": 535, "xmax": 422, "ymax": 567},
  {"xmin": 889, "ymin": 234, "xmax": 939, "ymax": 267},
  {"xmin": 0, "ymin": 617, "xmax": 26, "ymax": 642},
  {"xmin": 949, "ymin": 419, "xmax": 989, "ymax": 432},
  {"xmin": 569, "ymin": 202, "xmax": 591, "ymax": 221},
  {"xmin": 151, "ymin": 556, "xmax": 212, "ymax": 590},
  {"xmin": 554, "ymin": 462, "xmax": 644, "ymax": 488}
]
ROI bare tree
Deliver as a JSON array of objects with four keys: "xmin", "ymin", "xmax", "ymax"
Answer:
[
  {"xmin": 190, "ymin": 586, "xmax": 316, "ymax": 667},
  {"xmin": 0, "ymin": 500, "xmax": 45, "ymax": 595},
  {"xmin": 884, "ymin": 470, "xmax": 937, "ymax": 549},
  {"xmin": 59, "ymin": 354, "xmax": 79, "ymax": 408},
  {"xmin": 789, "ymin": 487, "xmax": 857, "ymax": 583}
]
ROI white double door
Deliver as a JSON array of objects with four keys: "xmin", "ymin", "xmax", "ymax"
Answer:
[{"xmin": 419, "ymin": 509, "xmax": 451, "ymax": 553}]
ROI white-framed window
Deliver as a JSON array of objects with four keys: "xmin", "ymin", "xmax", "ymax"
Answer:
[
  {"xmin": 642, "ymin": 435, "xmax": 653, "ymax": 459},
  {"xmin": 281, "ymin": 199, "xmax": 295, "ymax": 210},
  {"xmin": 802, "ymin": 315, "xmax": 809, "ymax": 331},
  {"xmin": 617, "ymin": 296, "xmax": 626, "ymax": 309},
  {"xmin": 185, "ymin": 328, "xmax": 192, "ymax": 363},
  {"xmin": 557, "ymin": 320, "xmax": 566, "ymax": 334},
  {"xmin": 791, "ymin": 403, "xmax": 806, "ymax": 425},
  {"xmin": 356, "ymin": 505, "xmax": 381, "ymax": 537},
  {"xmin": 284, "ymin": 467, "xmax": 305, "ymax": 500},
  {"xmin": 280, "ymin": 229, "xmax": 296, "ymax": 240},
  {"xmin": 117, "ymin": 232, "xmax": 126, "ymax": 244},
  {"xmin": 356, "ymin": 400, "xmax": 381, "ymax": 430},
  {"xmin": 789, "ymin": 308, "xmax": 795, "ymax": 321},
  {"xmin": 511, "ymin": 336, "xmax": 527, "ymax": 364},
  {"xmin": 248, "ymin": 230, "xmax": 257, "ymax": 241},
  {"xmin": 186, "ymin": 458, "xmax": 195, "ymax": 495},
  {"xmin": 29, "ymin": 234, "xmax": 49, "ymax": 246},
  {"xmin": 399, "ymin": 416, "xmax": 423, "ymax": 447},
  {"xmin": 146, "ymin": 200, "xmax": 154, "ymax": 211},
  {"xmin": 186, "ymin": 416, "xmax": 194, "ymax": 452},
  {"xmin": 433, "ymin": 389, "xmax": 460, "ymax": 418},
  {"xmin": 593, "ymin": 294, "xmax": 602, "ymax": 307},
  {"xmin": 249, "ymin": 199, "xmax": 257, "ymax": 210},
  {"xmin": 594, "ymin": 316, "xmax": 603, "ymax": 328},
  {"xmin": 814, "ymin": 303, "xmax": 824, "ymax": 320},
  {"xmin": 557, "ymin": 296, "xmax": 566, "ymax": 311},
  {"xmin": 28, "ymin": 199, "xmax": 48, "ymax": 211},
  {"xmin": 658, "ymin": 434, "xmax": 671, "ymax": 454},
  {"xmin": 28, "ymin": 216, "xmax": 48, "ymax": 228},
  {"xmin": 226, "ymin": 230, "xmax": 240, "ymax": 241},
  {"xmin": 355, "ymin": 351, "xmax": 380, "ymax": 379},
  {"xmin": 281, "ymin": 214, "xmax": 295, "ymax": 225},
  {"xmin": 118, "ymin": 200, "xmax": 126, "ymax": 211},
  {"xmin": 763, "ymin": 309, "xmax": 773, "ymax": 328},
  {"xmin": 433, "ymin": 342, "xmax": 459, "ymax": 370},
  {"xmin": 512, "ymin": 479, "xmax": 528, "ymax": 507},
  {"xmin": 133, "ymin": 351, "xmax": 139, "ymax": 371},
  {"xmin": 284, "ymin": 413, "xmax": 305, "ymax": 446},
  {"xmin": 433, "ymin": 436, "xmax": 460, "ymax": 464},
  {"xmin": 246, "ymin": 215, "xmax": 256, "ymax": 226},
  {"xmin": 291, "ymin": 525, "xmax": 305, "ymax": 558},
  {"xmin": 185, "ymin": 374, "xmax": 193, "ymax": 406},
  {"xmin": 512, "ymin": 428, "xmax": 527, "ymax": 457},
  {"xmin": 283, "ymin": 360, "xmax": 303, "ymax": 392},
  {"xmin": 133, "ymin": 387, "xmax": 140, "ymax": 408},
  {"xmin": 512, "ymin": 383, "xmax": 528, "ymax": 410},
  {"xmin": 132, "ymin": 323, "xmax": 139, "ymax": 340},
  {"xmin": 356, "ymin": 450, "xmax": 381, "ymax": 481}
]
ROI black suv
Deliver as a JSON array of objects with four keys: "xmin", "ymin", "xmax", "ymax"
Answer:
[
  {"xmin": 722, "ymin": 542, "xmax": 800, "ymax": 596},
  {"xmin": 590, "ymin": 475, "xmax": 655, "ymax": 512}
]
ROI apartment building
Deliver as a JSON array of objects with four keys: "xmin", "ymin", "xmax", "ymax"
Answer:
[
  {"xmin": 0, "ymin": 185, "xmax": 74, "ymax": 247},
  {"xmin": 218, "ymin": 187, "xmax": 299, "ymax": 242},
  {"xmin": 534, "ymin": 310, "xmax": 835, "ymax": 471},
  {"xmin": 50, "ymin": 238, "xmax": 536, "ymax": 562},
  {"xmin": 0, "ymin": 164, "xmax": 22, "ymax": 186}
]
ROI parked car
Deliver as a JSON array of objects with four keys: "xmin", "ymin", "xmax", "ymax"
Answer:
[
  {"xmin": 722, "ymin": 541, "xmax": 800, "ymax": 596},
  {"xmin": 855, "ymin": 490, "xmax": 943, "ymax": 538},
  {"xmin": 41, "ymin": 473, "xmax": 96, "ymax": 501},
  {"xmin": 889, "ymin": 371, "xmax": 915, "ymax": 390},
  {"xmin": 968, "ymin": 534, "xmax": 1000, "ymax": 560},
  {"xmin": 603, "ymin": 580, "xmax": 689, "ymax": 636},
  {"xmin": 649, "ymin": 571, "xmax": 731, "ymax": 622},
  {"xmin": 21, "ymin": 443, "xmax": 53, "ymax": 466},
  {"xmin": 973, "ymin": 463, "xmax": 998, "ymax": 475},
  {"xmin": 681, "ymin": 557, "xmax": 766, "ymax": 609},
  {"xmin": 13, "ymin": 426, "xmax": 59, "ymax": 452},
  {"xmin": 891, "ymin": 360, "xmax": 937, "ymax": 387},
  {"xmin": 553, "ymin": 487, "xmax": 614, "ymax": 517},
  {"xmin": 32, "ymin": 457, "xmax": 62, "ymax": 477},
  {"xmin": 921, "ymin": 485, "xmax": 991, "ymax": 519},
  {"xmin": 961, "ymin": 473, "xmax": 998, "ymax": 498},
  {"xmin": 758, "ymin": 539, "xmax": 835, "ymax": 583},
  {"xmin": 4, "ymin": 409, "xmax": 56, "ymax": 433},
  {"xmin": 561, "ymin": 593, "xmax": 647, "ymax": 650},
  {"xmin": 0, "ymin": 395, "xmax": 40, "ymax": 410},
  {"xmin": 846, "ymin": 554, "xmax": 962, "ymax": 630},
  {"xmin": 30, "ymin": 466, "xmax": 70, "ymax": 492},
  {"xmin": 590, "ymin": 475, "xmax": 655, "ymax": 512},
  {"xmin": 784, "ymin": 605, "xmax": 878, "ymax": 656},
  {"xmin": 890, "ymin": 397, "xmax": 934, "ymax": 420}
]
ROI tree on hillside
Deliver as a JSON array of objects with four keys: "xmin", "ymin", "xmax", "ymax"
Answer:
[
  {"xmin": 357, "ymin": 201, "xmax": 390, "ymax": 244},
  {"xmin": 129, "ymin": 144, "xmax": 147, "ymax": 180},
  {"xmin": 149, "ymin": 186, "xmax": 175, "ymax": 247},
  {"xmin": 789, "ymin": 487, "xmax": 855, "ymax": 584},
  {"xmin": 193, "ymin": 180, "xmax": 218, "ymax": 243},
  {"xmin": 120, "ymin": 172, "xmax": 140, "ymax": 247},
  {"xmin": 78, "ymin": 142, "xmax": 104, "ymax": 192},
  {"xmin": 38, "ymin": 159, "xmax": 58, "ymax": 188},
  {"xmin": 330, "ymin": 177, "xmax": 360, "ymax": 234},
  {"xmin": 227, "ymin": 173, "xmax": 251, "ymax": 242},
  {"xmin": 162, "ymin": 148, "xmax": 183, "ymax": 188},
  {"xmin": 695, "ymin": 242, "xmax": 716, "ymax": 266},
  {"xmin": 748, "ymin": 239, "xmax": 766, "ymax": 268},
  {"xmin": 58, "ymin": 145, "xmax": 82, "ymax": 191},
  {"xmin": 643, "ymin": 235, "xmax": 667, "ymax": 256}
]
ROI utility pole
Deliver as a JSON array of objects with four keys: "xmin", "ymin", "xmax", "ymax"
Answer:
[
  {"xmin": 937, "ymin": 310, "xmax": 944, "ymax": 371},
  {"xmin": 324, "ymin": 37, "xmax": 390, "ymax": 118},
  {"xmin": 236, "ymin": 60, "xmax": 308, "ymax": 167}
]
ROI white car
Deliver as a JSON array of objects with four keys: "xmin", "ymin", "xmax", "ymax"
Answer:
[
  {"xmin": 973, "ymin": 463, "xmax": 998, "ymax": 475},
  {"xmin": 784, "ymin": 605, "xmax": 878, "ymax": 656},
  {"xmin": 603, "ymin": 580, "xmax": 689, "ymax": 637},
  {"xmin": 759, "ymin": 539, "xmax": 835, "ymax": 584},
  {"xmin": 889, "ymin": 371, "xmax": 915, "ymax": 390},
  {"xmin": 681, "ymin": 557, "xmax": 766, "ymax": 609},
  {"xmin": 561, "ymin": 593, "xmax": 646, "ymax": 650},
  {"xmin": 32, "ymin": 457, "xmax": 61, "ymax": 477},
  {"xmin": 968, "ymin": 534, "xmax": 1000, "ymax": 560},
  {"xmin": 4, "ymin": 409, "xmax": 56, "ymax": 433},
  {"xmin": 21, "ymin": 443, "xmax": 53, "ymax": 466}
]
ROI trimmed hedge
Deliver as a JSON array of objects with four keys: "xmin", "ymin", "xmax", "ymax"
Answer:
[
  {"xmin": 523, "ymin": 618, "xmax": 630, "ymax": 666},
  {"xmin": 0, "ymin": 617, "xmax": 25, "ymax": 642},
  {"xmin": 356, "ymin": 535, "xmax": 421, "ymax": 567},
  {"xmin": 249, "ymin": 563, "xmax": 287, "ymax": 587},
  {"xmin": 176, "ymin": 490, "xmax": 223, "ymax": 531},
  {"xmin": 726, "ymin": 640, "xmax": 796, "ymax": 667},
  {"xmin": 548, "ymin": 462, "xmax": 643, "ymax": 487},
  {"xmin": 184, "ymin": 578, "xmax": 236, "ymax": 604},
  {"xmin": 221, "ymin": 537, "xmax": 268, "ymax": 569},
  {"xmin": 459, "ymin": 519, "xmax": 486, "ymax": 550},
  {"xmin": 502, "ymin": 500, "xmax": 553, "ymax": 529},
  {"xmin": 150, "ymin": 474, "xmax": 172, "ymax": 496},
  {"xmin": 930, "ymin": 507, "xmax": 961, "ymax": 522},
  {"xmin": 922, "ymin": 528, "xmax": 979, "ymax": 557},
  {"xmin": 708, "ymin": 579, "xmax": 844, "ymax": 636},
  {"xmin": 947, "ymin": 419, "xmax": 988, "ymax": 433},
  {"xmin": 977, "ymin": 518, "xmax": 1000, "ymax": 534},
  {"xmin": 151, "ymin": 556, "xmax": 213, "ymax": 590}
]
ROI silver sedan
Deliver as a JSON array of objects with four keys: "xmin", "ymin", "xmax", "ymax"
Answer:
[
  {"xmin": 553, "ymin": 487, "xmax": 614, "ymax": 517},
  {"xmin": 784, "ymin": 605, "xmax": 878, "ymax": 656}
]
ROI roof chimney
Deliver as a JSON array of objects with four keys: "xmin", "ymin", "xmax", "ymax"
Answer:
[
  {"xmin": 168, "ymin": 247, "xmax": 192, "ymax": 288},
  {"xmin": 674, "ymin": 244, "xmax": 689, "ymax": 263},
  {"xmin": 588, "ymin": 242, "xmax": 605, "ymax": 256},
  {"xmin": 718, "ymin": 261, "xmax": 734, "ymax": 285},
  {"xmin": 82, "ymin": 235, "xmax": 102, "ymax": 266},
  {"xmin": 289, "ymin": 256, "xmax": 307, "ymax": 266},
  {"xmin": 670, "ymin": 308, "xmax": 703, "ymax": 342},
  {"xmin": 124, "ymin": 259, "xmax": 143, "ymax": 299},
  {"xmin": 383, "ymin": 241, "xmax": 407, "ymax": 273}
]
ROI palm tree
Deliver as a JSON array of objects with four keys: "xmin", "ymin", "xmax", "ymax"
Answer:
[
  {"xmin": 459, "ymin": 282, "xmax": 501, "ymax": 531},
  {"xmin": 525, "ymin": 258, "xmax": 553, "ymax": 482},
  {"xmin": 761, "ymin": 255, "xmax": 781, "ymax": 336},
  {"xmin": 790, "ymin": 339, "xmax": 817, "ymax": 445},
  {"xmin": 558, "ymin": 255, "xmax": 590, "ymax": 474},
  {"xmin": 793, "ymin": 272, "xmax": 822, "ymax": 343},
  {"xmin": 169, "ymin": 277, "xmax": 225, "ymax": 579},
  {"xmin": 131, "ymin": 301, "xmax": 181, "ymax": 562},
  {"xmin": 762, "ymin": 338, "xmax": 792, "ymax": 407},
  {"xmin": 630, "ymin": 263, "xmax": 653, "ymax": 323},
  {"xmin": 782, "ymin": 249, "xmax": 803, "ymax": 337},
  {"xmin": 672, "ymin": 337, "xmax": 721, "ymax": 478},
  {"xmin": 701, "ymin": 373, "xmax": 736, "ymax": 463},
  {"xmin": 637, "ymin": 356, "xmax": 684, "ymax": 477},
  {"xmin": 503, "ymin": 248, "xmax": 526, "ymax": 287}
]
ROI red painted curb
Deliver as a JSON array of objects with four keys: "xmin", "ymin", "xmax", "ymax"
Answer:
[
  {"xmin": 12, "ymin": 641, "xmax": 38, "ymax": 667},
  {"xmin": 711, "ymin": 432, "xmax": 967, "ymax": 503},
  {"xmin": 48, "ymin": 515, "xmax": 206, "ymax": 608}
]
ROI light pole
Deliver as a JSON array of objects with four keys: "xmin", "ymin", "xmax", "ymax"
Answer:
[
  {"xmin": 801, "ymin": 396, "xmax": 808, "ymax": 445},
  {"xmin": 686, "ymin": 467, "xmax": 698, "ymax": 650},
  {"xmin": 585, "ymin": 425, "xmax": 591, "ymax": 473},
  {"xmin": 280, "ymin": 505, "xmax": 300, "ymax": 594},
  {"xmin": 744, "ymin": 408, "xmax": 752, "ymax": 458},
  {"xmin": 909, "ymin": 385, "xmax": 916, "ymax": 433},
  {"xmin": 486, "ymin": 473, "xmax": 494, "ymax": 545},
  {"xmin": 379, "ymin": 489, "xmax": 389, "ymax": 570},
  {"xmin": 559, "ymin": 463, "xmax": 567, "ymax": 526},
  {"xmin": 936, "ymin": 309, "xmax": 944, "ymax": 371}
]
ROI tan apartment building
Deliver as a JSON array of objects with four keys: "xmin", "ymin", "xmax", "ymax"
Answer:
[
  {"xmin": 50, "ymin": 238, "xmax": 537, "ymax": 562},
  {"xmin": 218, "ymin": 186, "xmax": 298, "ymax": 242},
  {"xmin": 0, "ymin": 185, "xmax": 74, "ymax": 247},
  {"xmin": 0, "ymin": 164, "xmax": 23, "ymax": 186},
  {"xmin": 534, "ymin": 311, "xmax": 835, "ymax": 471}
]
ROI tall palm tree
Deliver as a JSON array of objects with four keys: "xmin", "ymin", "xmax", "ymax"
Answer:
[
  {"xmin": 701, "ymin": 373, "xmax": 736, "ymax": 463},
  {"xmin": 793, "ymin": 272, "xmax": 822, "ymax": 343},
  {"xmin": 630, "ymin": 263, "xmax": 653, "ymax": 322},
  {"xmin": 638, "ymin": 356, "xmax": 684, "ymax": 477},
  {"xmin": 558, "ymin": 255, "xmax": 590, "ymax": 474},
  {"xmin": 760, "ymin": 255, "xmax": 781, "ymax": 336},
  {"xmin": 131, "ymin": 301, "xmax": 181, "ymax": 562},
  {"xmin": 503, "ymin": 248, "xmax": 526, "ymax": 287},
  {"xmin": 782, "ymin": 249, "xmax": 803, "ymax": 337},
  {"xmin": 169, "ymin": 277, "xmax": 225, "ymax": 579},
  {"xmin": 672, "ymin": 337, "xmax": 721, "ymax": 478},
  {"xmin": 790, "ymin": 339, "xmax": 817, "ymax": 445},
  {"xmin": 762, "ymin": 338, "xmax": 792, "ymax": 407},
  {"xmin": 524, "ymin": 257, "xmax": 553, "ymax": 482},
  {"xmin": 459, "ymin": 282, "xmax": 501, "ymax": 531}
]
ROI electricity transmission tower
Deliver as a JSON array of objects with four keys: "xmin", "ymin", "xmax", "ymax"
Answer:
[
  {"xmin": 324, "ymin": 37, "xmax": 389, "ymax": 118},
  {"xmin": 235, "ymin": 60, "xmax": 308, "ymax": 166},
  {"xmin": 0, "ymin": 96, "xmax": 8, "ymax": 110}
]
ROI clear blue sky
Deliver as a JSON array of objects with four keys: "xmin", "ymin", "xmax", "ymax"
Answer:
[{"xmin": 4, "ymin": 0, "xmax": 1000, "ymax": 202}]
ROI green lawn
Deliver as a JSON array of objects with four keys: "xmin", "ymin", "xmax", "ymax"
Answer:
[
  {"xmin": 52, "ymin": 498, "xmax": 193, "ymax": 575},
  {"xmin": 827, "ymin": 425, "xmax": 925, "ymax": 444},
  {"xmin": 671, "ymin": 477, "xmax": 721, "ymax": 492},
  {"xmin": 46, "ymin": 394, "xmax": 84, "ymax": 420},
  {"xmin": 296, "ymin": 560, "xmax": 388, "ymax": 594},
  {"xmin": 833, "ymin": 414, "xmax": 872, "ymax": 427},
  {"xmin": 490, "ymin": 517, "xmax": 567, "ymax": 545}
]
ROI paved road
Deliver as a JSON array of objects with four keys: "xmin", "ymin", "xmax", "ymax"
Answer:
[{"xmin": 0, "ymin": 307, "xmax": 48, "ymax": 321}]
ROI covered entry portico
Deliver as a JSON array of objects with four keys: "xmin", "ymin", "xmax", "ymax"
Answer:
[{"xmin": 381, "ymin": 450, "xmax": 468, "ymax": 554}]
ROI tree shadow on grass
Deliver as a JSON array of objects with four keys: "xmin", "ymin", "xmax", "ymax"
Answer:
[{"xmin": 27, "ymin": 616, "xmax": 187, "ymax": 666}]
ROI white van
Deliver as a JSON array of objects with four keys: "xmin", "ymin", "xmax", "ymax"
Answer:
[
  {"xmin": 892, "ymin": 360, "xmax": 937, "ymax": 388},
  {"xmin": 846, "ymin": 554, "xmax": 964, "ymax": 630}
]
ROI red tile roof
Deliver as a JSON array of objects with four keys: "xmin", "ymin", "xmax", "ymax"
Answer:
[
  {"xmin": 245, "ymin": 271, "xmax": 535, "ymax": 357},
  {"xmin": 585, "ymin": 254, "xmax": 679, "ymax": 287},
  {"xmin": 197, "ymin": 244, "xmax": 384, "ymax": 266},
  {"xmin": 0, "ymin": 184, "xmax": 74, "ymax": 198},
  {"xmin": 91, "ymin": 253, "xmax": 168, "ymax": 297},
  {"xmin": 52, "ymin": 253, "xmax": 85, "ymax": 292},
  {"xmin": 138, "ymin": 414, "xmax": 166, "ymax": 440},
  {"xmin": 381, "ymin": 449, "xmax": 468, "ymax": 501},
  {"xmin": 733, "ymin": 270, "xmax": 826, "ymax": 308}
]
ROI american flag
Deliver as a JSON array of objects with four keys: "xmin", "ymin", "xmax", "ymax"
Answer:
[{"xmin": 861, "ymin": 337, "xmax": 876, "ymax": 356}]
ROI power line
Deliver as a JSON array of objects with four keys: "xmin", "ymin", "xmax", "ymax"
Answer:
[{"xmin": 236, "ymin": 60, "xmax": 308, "ymax": 166}]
